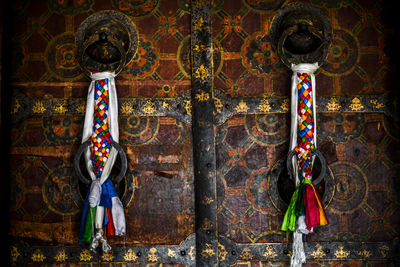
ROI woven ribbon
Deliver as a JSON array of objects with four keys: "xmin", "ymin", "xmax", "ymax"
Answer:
[
  {"xmin": 79, "ymin": 72, "xmax": 126, "ymax": 247},
  {"xmin": 281, "ymin": 63, "xmax": 328, "ymax": 266}
]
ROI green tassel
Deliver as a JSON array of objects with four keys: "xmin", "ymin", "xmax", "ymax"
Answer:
[
  {"xmin": 281, "ymin": 179, "xmax": 310, "ymax": 232},
  {"xmin": 294, "ymin": 183, "xmax": 304, "ymax": 217},
  {"xmin": 81, "ymin": 207, "xmax": 96, "ymax": 243},
  {"xmin": 281, "ymin": 185, "xmax": 300, "ymax": 232}
]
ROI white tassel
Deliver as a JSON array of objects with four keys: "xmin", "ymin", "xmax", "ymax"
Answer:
[
  {"xmin": 291, "ymin": 231, "xmax": 306, "ymax": 267},
  {"xmin": 112, "ymin": 197, "xmax": 126, "ymax": 236},
  {"xmin": 88, "ymin": 179, "xmax": 102, "ymax": 208},
  {"xmin": 90, "ymin": 229, "xmax": 112, "ymax": 253}
]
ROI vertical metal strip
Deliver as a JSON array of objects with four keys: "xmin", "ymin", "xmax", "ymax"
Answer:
[{"xmin": 191, "ymin": 1, "xmax": 218, "ymax": 266}]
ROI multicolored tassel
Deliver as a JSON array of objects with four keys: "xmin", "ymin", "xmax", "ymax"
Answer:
[
  {"xmin": 79, "ymin": 72, "xmax": 125, "ymax": 246},
  {"xmin": 282, "ymin": 69, "xmax": 328, "ymax": 233}
]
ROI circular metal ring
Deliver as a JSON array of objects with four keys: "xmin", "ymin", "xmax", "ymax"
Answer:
[
  {"xmin": 74, "ymin": 140, "xmax": 128, "ymax": 185},
  {"xmin": 270, "ymin": 3, "xmax": 332, "ymax": 68},
  {"xmin": 277, "ymin": 24, "xmax": 325, "ymax": 63},
  {"xmin": 76, "ymin": 10, "xmax": 139, "ymax": 77},
  {"xmin": 81, "ymin": 32, "xmax": 127, "ymax": 76},
  {"xmin": 286, "ymin": 149, "xmax": 327, "ymax": 185}
]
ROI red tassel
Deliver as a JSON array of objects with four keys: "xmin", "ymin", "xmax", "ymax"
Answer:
[
  {"xmin": 311, "ymin": 185, "xmax": 329, "ymax": 226},
  {"xmin": 106, "ymin": 208, "xmax": 115, "ymax": 236},
  {"xmin": 304, "ymin": 184, "xmax": 320, "ymax": 230}
]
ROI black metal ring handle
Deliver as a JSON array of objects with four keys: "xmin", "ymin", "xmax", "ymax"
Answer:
[
  {"xmin": 74, "ymin": 140, "xmax": 128, "ymax": 185},
  {"xmin": 286, "ymin": 149, "xmax": 326, "ymax": 185},
  {"xmin": 277, "ymin": 24, "xmax": 326, "ymax": 67},
  {"xmin": 81, "ymin": 30, "xmax": 127, "ymax": 76}
]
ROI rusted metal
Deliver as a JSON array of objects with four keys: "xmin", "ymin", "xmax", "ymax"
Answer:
[{"xmin": 191, "ymin": 1, "xmax": 218, "ymax": 266}]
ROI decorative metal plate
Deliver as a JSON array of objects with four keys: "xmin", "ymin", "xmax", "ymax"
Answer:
[{"xmin": 76, "ymin": 10, "xmax": 138, "ymax": 75}]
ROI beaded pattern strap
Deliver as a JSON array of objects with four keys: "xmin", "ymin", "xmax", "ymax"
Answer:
[
  {"xmin": 89, "ymin": 79, "xmax": 113, "ymax": 178},
  {"xmin": 295, "ymin": 72, "xmax": 315, "ymax": 182}
]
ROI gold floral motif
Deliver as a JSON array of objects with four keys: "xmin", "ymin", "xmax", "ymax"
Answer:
[
  {"xmin": 76, "ymin": 101, "xmax": 86, "ymax": 113},
  {"xmin": 54, "ymin": 249, "xmax": 68, "ymax": 262},
  {"xmin": 12, "ymin": 98, "xmax": 21, "ymax": 114},
  {"xmin": 54, "ymin": 100, "xmax": 68, "ymax": 113},
  {"xmin": 218, "ymin": 243, "xmax": 228, "ymax": 261},
  {"xmin": 263, "ymin": 245, "xmax": 277, "ymax": 259},
  {"xmin": 201, "ymin": 196, "xmax": 214, "ymax": 205},
  {"xmin": 123, "ymin": 248, "xmax": 138, "ymax": 261},
  {"xmin": 121, "ymin": 101, "xmax": 134, "ymax": 114},
  {"xmin": 258, "ymin": 98, "xmax": 271, "ymax": 112},
  {"xmin": 32, "ymin": 101, "xmax": 46, "ymax": 113},
  {"xmin": 147, "ymin": 247, "xmax": 160, "ymax": 262},
  {"xmin": 349, "ymin": 97, "xmax": 364, "ymax": 111},
  {"xmin": 143, "ymin": 100, "xmax": 156, "ymax": 114},
  {"xmin": 201, "ymin": 218, "xmax": 213, "ymax": 231},
  {"xmin": 240, "ymin": 247, "xmax": 254, "ymax": 260},
  {"xmin": 193, "ymin": 0, "xmax": 208, "ymax": 6},
  {"xmin": 370, "ymin": 99, "xmax": 384, "ymax": 109},
  {"xmin": 201, "ymin": 243, "xmax": 215, "ymax": 258},
  {"xmin": 168, "ymin": 248, "xmax": 176, "ymax": 258},
  {"xmin": 358, "ymin": 249, "xmax": 372, "ymax": 258},
  {"xmin": 11, "ymin": 246, "xmax": 20, "ymax": 262},
  {"xmin": 194, "ymin": 17, "xmax": 207, "ymax": 31},
  {"xmin": 79, "ymin": 249, "xmax": 93, "ymax": 261},
  {"xmin": 195, "ymin": 65, "xmax": 210, "ymax": 80},
  {"xmin": 235, "ymin": 99, "xmax": 249, "ymax": 113},
  {"xmin": 194, "ymin": 44, "xmax": 208, "ymax": 52},
  {"xmin": 380, "ymin": 245, "xmax": 389, "ymax": 257},
  {"xmin": 195, "ymin": 90, "xmax": 210, "ymax": 102},
  {"xmin": 214, "ymin": 97, "xmax": 223, "ymax": 113},
  {"xmin": 280, "ymin": 98, "xmax": 289, "ymax": 112},
  {"xmin": 310, "ymin": 244, "xmax": 326, "ymax": 258},
  {"xmin": 163, "ymin": 102, "xmax": 171, "ymax": 110},
  {"xmin": 334, "ymin": 246, "xmax": 350, "ymax": 259},
  {"xmin": 32, "ymin": 249, "xmax": 46, "ymax": 262},
  {"xmin": 189, "ymin": 246, "xmax": 196, "ymax": 261},
  {"xmin": 185, "ymin": 100, "xmax": 192, "ymax": 115},
  {"xmin": 102, "ymin": 252, "xmax": 114, "ymax": 261},
  {"xmin": 327, "ymin": 97, "xmax": 341, "ymax": 111}
]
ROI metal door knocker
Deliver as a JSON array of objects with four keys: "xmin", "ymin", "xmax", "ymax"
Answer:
[
  {"xmin": 76, "ymin": 10, "xmax": 138, "ymax": 76},
  {"xmin": 270, "ymin": 3, "xmax": 332, "ymax": 266},
  {"xmin": 74, "ymin": 10, "xmax": 138, "ymax": 254},
  {"xmin": 270, "ymin": 3, "xmax": 332, "ymax": 68}
]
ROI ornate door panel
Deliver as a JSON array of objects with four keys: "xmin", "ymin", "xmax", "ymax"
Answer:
[
  {"xmin": 8, "ymin": 0, "xmax": 195, "ymax": 265},
  {"xmin": 5, "ymin": 0, "xmax": 400, "ymax": 266},
  {"xmin": 209, "ymin": 0, "xmax": 400, "ymax": 266}
]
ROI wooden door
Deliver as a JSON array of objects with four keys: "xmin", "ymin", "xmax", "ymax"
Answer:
[{"xmin": 5, "ymin": 0, "xmax": 400, "ymax": 266}]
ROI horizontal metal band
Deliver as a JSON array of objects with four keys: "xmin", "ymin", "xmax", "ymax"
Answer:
[
  {"xmin": 10, "ymin": 236, "xmax": 399, "ymax": 265},
  {"xmin": 10, "ymin": 234, "xmax": 195, "ymax": 265},
  {"xmin": 11, "ymin": 92, "xmax": 393, "ymax": 124},
  {"xmin": 217, "ymin": 236, "xmax": 399, "ymax": 265}
]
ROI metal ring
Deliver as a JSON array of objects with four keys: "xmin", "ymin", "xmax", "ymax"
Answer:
[
  {"xmin": 286, "ymin": 149, "xmax": 327, "ymax": 185},
  {"xmin": 277, "ymin": 24, "xmax": 327, "ymax": 67},
  {"xmin": 76, "ymin": 11, "xmax": 139, "ymax": 76},
  {"xmin": 74, "ymin": 140, "xmax": 128, "ymax": 185},
  {"xmin": 270, "ymin": 3, "xmax": 332, "ymax": 68},
  {"xmin": 81, "ymin": 31, "xmax": 127, "ymax": 76}
]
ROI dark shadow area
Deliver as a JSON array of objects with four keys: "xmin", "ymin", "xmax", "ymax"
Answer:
[{"xmin": 1, "ymin": 0, "xmax": 14, "ymax": 263}]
